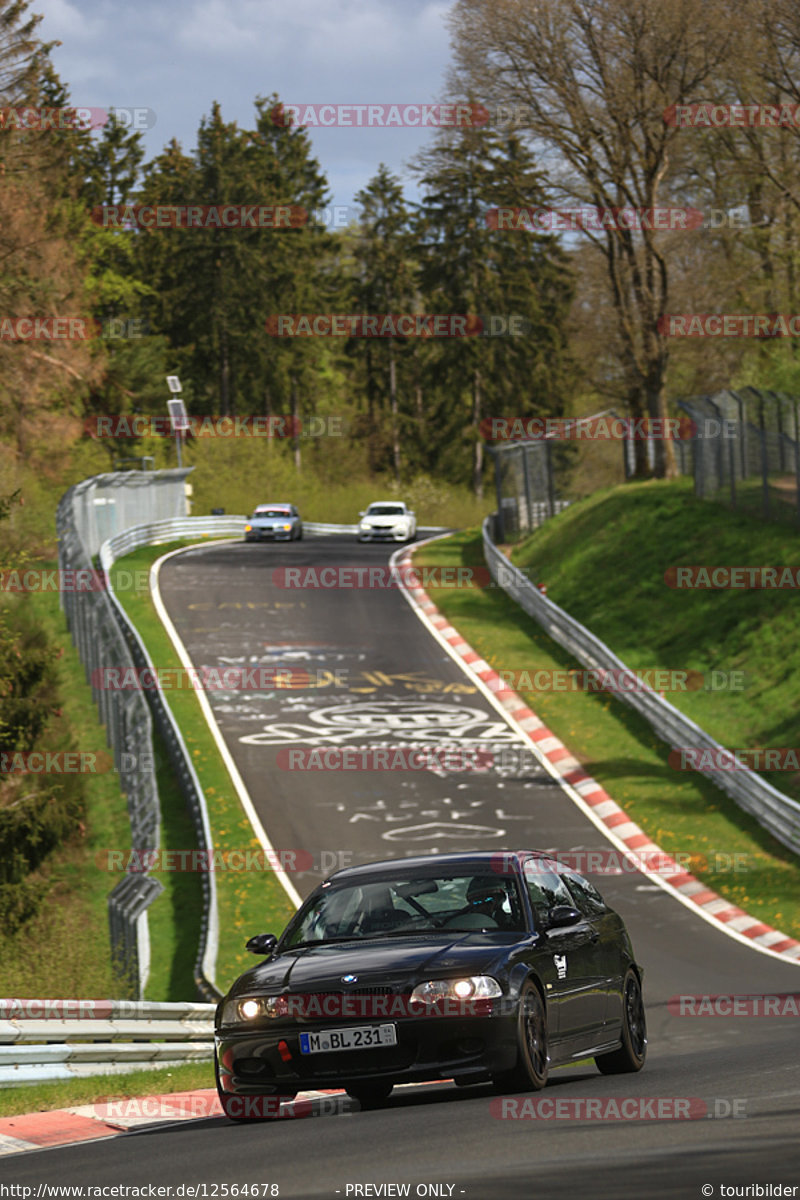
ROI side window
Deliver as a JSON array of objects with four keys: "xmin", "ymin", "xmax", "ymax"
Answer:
[
  {"xmin": 563, "ymin": 872, "xmax": 608, "ymax": 918},
  {"xmin": 523, "ymin": 860, "xmax": 574, "ymax": 926}
]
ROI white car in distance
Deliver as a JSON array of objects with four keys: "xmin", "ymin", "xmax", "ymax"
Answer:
[{"xmin": 357, "ymin": 501, "xmax": 417, "ymax": 543}]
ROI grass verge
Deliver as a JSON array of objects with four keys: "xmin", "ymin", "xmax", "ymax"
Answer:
[
  {"xmin": 0, "ymin": 1061, "xmax": 214, "ymax": 1118},
  {"xmin": 110, "ymin": 540, "xmax": 297, "ymax": 995},
  {"xmin": 413, "ymin": 505, "xmax": 800, "ymax": 938}
]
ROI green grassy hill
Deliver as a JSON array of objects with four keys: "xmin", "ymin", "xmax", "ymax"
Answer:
[{"xmin": 512, "ymin": 477, "xmax": 800, "ymax": 788}]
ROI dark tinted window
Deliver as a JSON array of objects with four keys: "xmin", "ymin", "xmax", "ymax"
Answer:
[
  {"xmin": 523, "ymin": 859, "xmax": 574, "ymax": 925},
  {"xmin": 563, "ymin": 872, "xmax": 607, "ymax": 917}
]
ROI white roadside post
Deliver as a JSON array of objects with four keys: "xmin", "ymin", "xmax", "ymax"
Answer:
[{"xmin": 166, "ymin": 376, "xmax": 188, "ymax": 468}]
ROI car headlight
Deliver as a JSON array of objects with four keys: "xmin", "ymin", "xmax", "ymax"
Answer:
[
  {"xmin": 221, "ymin": 995, "xmax": 290, "ymax": 1024},
  {"xmin": 280, "ymin": 524, "xmax": 291, "ymax": 531},
  {"xmin": 244, "ymin": 524, "xmax": 252, "ymax": 532},
  {"xmin": 410, "ymin": 976, "xmax": 502, "ymax": 1005}
]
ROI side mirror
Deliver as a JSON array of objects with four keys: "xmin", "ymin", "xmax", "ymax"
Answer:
[
  {"xmin": 246, "ymin": 933, "xmax": 277, "ymax": 956},
  {"xmin": 545, "ymin": 905, "xmax": 581, "ymax": 930},
  {"xmin": 359, "ymin": 511, "xmax": 365, "ymax": 516}
]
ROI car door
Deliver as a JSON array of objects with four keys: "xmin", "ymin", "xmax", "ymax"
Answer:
[
  {"xmin": 523, "ymin": 858, "xmax": 607, "ymax": 1046},
  {"xmin": 561, "ymin": 869, "xmax": 626, "ymax": 1031}
]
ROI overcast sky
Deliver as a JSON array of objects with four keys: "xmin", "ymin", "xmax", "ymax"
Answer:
[{"xmin": 33, "ymin": 0, "xmax": 458, "ymax": 214}]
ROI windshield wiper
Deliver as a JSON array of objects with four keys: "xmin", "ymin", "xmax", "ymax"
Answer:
[{"xmin": 284, "ymin": 936, "xmax": 367, "ymax": 950}]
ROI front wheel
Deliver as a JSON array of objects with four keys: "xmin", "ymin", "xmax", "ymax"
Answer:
[
  {"xmin": 215, "ymin": 1054, "xmax": 295, "ymax": 1122},
  {"xmin": 491, "ymin": 980, "xmax": 548, "ymax": 1093},
  {"xmin": 344, "ymin": 1081, "xmax": 393, "ymax": 1109},
  {"xmin": 595, "ymin": 968, "xmax": 647, "ymax": 1075}
]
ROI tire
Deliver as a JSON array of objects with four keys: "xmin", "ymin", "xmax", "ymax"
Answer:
[
  {"xmin": 344, "ymin": 1081, "xmax": 393, "ymax": 1109},
  {"xmin": 215, "ymin": 1053, "xmax": 296, "ymax": 1122},
  {"xmin": 595, "ymin": 969, "xmax": 647, "ymax": 1075},
  {"xmin": 491, "ymin": 980, "xmax": 548, "ymax": 1093},
  {"xmin": 297, "ymin": 528, "xmax": 303, "ymax": 541}
]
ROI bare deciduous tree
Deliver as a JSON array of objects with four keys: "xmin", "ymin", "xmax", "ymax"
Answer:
[{"xmin": 448, "ymin": 0, "xmax": 736, "ymax": 476}]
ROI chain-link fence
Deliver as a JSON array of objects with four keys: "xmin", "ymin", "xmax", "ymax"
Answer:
[
  {"xmin": 485, "ymin": 408, "xmax": 697, "ymax": 542},
  {"xmin": 678, "ymin": 388, "xmax": 800, "ymax": 525},
  {"xmin": 486, "ymin": 440, "xmax": 569, "ymax": 542}
]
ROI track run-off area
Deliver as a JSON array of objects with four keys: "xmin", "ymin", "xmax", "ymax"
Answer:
[{"xmin": 6, "ymin": 535, "xmax": 800, "ymax": 1199}]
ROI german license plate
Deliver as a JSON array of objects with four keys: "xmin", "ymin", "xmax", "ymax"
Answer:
[{"xmin": 299, "ymin": 1024, "xmax": 397, "ymax": 1054}]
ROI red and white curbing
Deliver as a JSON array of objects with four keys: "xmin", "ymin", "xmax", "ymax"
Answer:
[
  {"xmin": 394, "ymin": 547, "xmax": 800, "ymax": 966},
  {"xmin": 0, "ymin": 1087, "xmax": 349, "ymax": 1156}
]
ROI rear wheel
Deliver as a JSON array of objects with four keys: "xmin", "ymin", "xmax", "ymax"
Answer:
[
  {"xmin": 595, "ymin": 969, "xmax": 646, "ymax": 1075},
  {"xmin": 344, "ymin": 1081, "xmax": 393, "ymax": 1109},
  {"xmin": 491, "ymin": 980, "xmax": 548, "ymax": 1093}
]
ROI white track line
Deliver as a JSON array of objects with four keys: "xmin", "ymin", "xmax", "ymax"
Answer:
[{"xmin": 151, "ymin": 542, "xmax": 303, "ymax": 909}]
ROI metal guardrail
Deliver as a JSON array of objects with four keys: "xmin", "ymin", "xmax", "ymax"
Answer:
[
  {"xmin": 482, "ymin": 517, "xmax": 800, "ymax": 857},
  {"xmin": 57, "ymin": 484, "xmax": 167, "ymax": 1001},
  {"xmin": 0, "ymin": 1001, "xmax": 215, "ymax": 1087}
]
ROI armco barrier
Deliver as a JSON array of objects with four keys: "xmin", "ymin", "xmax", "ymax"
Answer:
[
  {"xmin": 482, "ymin": 517, "xmax": 800, "ymax": 857},
  {"xmin": 0, "ymin": 1000, "xmax": 215, "ymax": 1086}
]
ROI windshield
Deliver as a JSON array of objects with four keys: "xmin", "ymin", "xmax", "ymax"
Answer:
[
  {"xmin": 366, "ymin": 505, "xmax": 405, "ymax": 516},
  {"xmin": 254, "ymin": 508, "xmax": 291, "ymax": 517},
  {"xmin": 280, "ymin": 872, "xmax": 526, "ymax": 947}
]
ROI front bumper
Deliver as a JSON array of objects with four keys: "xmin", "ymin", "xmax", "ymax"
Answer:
[
  {"xmin": 358, "ymin": 526, "xmax": 409, "ymax": 541},
  {"xmin": 245, "ymin": 529, "xmax": 293, "ymax": 541},
  {"xmin": 216, "ymin": 1012, "xmax": 516, "ymax": 1095}
]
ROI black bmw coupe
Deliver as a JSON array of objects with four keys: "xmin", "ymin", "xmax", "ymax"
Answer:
[{"xmin": 215, "ymin": 850, "xmax": 646, "ymax": 1120}]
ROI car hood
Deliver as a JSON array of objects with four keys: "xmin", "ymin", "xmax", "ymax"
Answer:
[
  {"xmin": 251, "ymin": 515, "xmax": 292, "ymax": 525},
  {"xmin": 226, "ymin": 933, "xmax": 516, "ymax": 998}
]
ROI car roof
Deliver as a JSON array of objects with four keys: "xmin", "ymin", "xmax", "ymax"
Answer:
[
  {"xmin": 255, "ymin": 503, "xmax": 293, "ymax": 510},
  {"xmin": 325, "ymin": 850, "xmax": 554, "ymax": 883}
]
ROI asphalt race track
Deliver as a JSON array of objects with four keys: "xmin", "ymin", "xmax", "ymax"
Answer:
[{"xmin": 7, "ymin": 535, "xmax": 800, "ymax": 1198}]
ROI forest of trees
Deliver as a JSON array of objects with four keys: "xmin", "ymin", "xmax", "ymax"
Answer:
[{"xmin": 2, "ymin": 0, "xmax": 800, "ymax": 496}]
